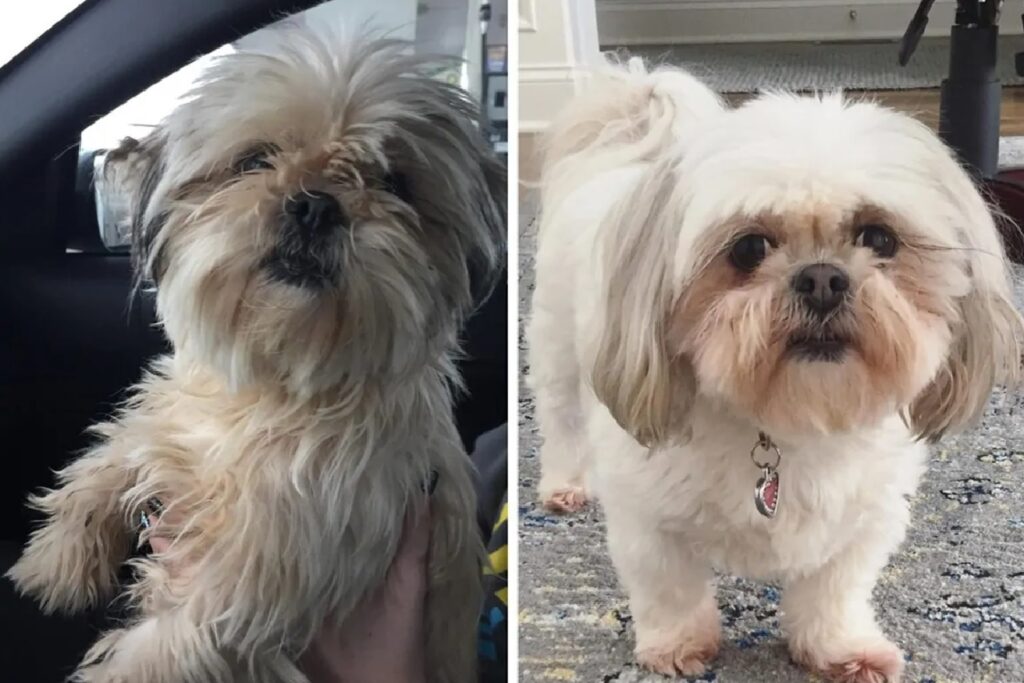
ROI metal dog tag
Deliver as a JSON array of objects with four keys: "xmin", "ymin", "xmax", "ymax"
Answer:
[
  {"xmin": 750, "ymin": 431, "xmax": 782, "ymax": 519},
  {"xmin": 754, "ymin": 465, "xmax": 780, "ymax": 519}
]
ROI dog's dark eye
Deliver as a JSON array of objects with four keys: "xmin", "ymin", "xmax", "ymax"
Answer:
[
  {"xmin": 855, "ymin": 224, "xmax": 898, "ymax": 258},
  {"xmin": 729, "ymin": 234, "xmax": 772, "ymax": 272},
  {"xmin": 382, "ymin": 171, "xmax": 411, "ymax": 201},
  {"xmin": 235, "ymin": 149, "xmax": 274, "ymax": 174}
]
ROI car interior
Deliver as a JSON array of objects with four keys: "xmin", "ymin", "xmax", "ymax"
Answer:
[{"xmin": 0, "ymin": 0, "xmax": 507, "ymax": 678}]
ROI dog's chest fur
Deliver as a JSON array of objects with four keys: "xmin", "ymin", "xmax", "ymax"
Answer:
[
  {"xmin": 104, "ymin": 357, "xmax": 465, "ymax": 568},
  {"xmin": 590, "ymin": 401, "xmax": 929, "ymax": 580}
]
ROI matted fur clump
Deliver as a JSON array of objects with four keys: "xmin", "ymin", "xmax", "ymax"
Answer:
[
  {"xmin": 529, "ymin": 57, "xmax": 1022, "ymax": 682},
  {"xmin": 8, "ymin": 24, "xmax": 504, "ymax": 683}
]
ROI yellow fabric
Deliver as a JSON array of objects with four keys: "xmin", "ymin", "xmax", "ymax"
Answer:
[
  {"xmin": 487, "ymin": 545, "xmax": 508, "ymax": 575},
  {"xmin": 493, "ymin": 502, "xmax": 508, "ymax": 530}
]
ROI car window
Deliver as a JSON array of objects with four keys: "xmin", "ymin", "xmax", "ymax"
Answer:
[
  {"xmin": 86, "ymin": 0, "xmax": 507, "ymax": 250},
  {"xmin": 86, "ymin": 45, "xmax": 235, "ymax": 249},
  {"xmin": 0, "ymin": 2, "xmax": 87, "ymax": 67}
]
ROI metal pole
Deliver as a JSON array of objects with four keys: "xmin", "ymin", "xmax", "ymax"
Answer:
[{"xmin": 938, "ymin": 0, "xmax": 1002, "ymax": 178}]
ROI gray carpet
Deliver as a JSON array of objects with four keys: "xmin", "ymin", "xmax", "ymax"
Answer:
[
  {"xmin": 518, "ymin": 196, "xmax": 1024, "ymax": 683},
  {"xmin": 611, "ymin": 37, "xmax": 1024, "ymax": 93}
]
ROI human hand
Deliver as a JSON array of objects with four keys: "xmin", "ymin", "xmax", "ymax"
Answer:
[{"xmin": 299, "ymin": 503, "xmax": 430, "ymax": 683}]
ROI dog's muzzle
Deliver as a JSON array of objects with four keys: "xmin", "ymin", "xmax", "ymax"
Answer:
[{"xmin": 263, "ymin": 191, "xmax": 347, "ymax": 289}]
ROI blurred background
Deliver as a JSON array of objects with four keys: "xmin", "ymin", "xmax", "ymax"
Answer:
[{"xmin": 520, "ymin": 0, "xmax": 1024, "ymax": 181}]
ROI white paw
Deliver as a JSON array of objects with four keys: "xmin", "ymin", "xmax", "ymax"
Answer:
[
  {"xmin": 541, "ymin": 485, "xmax": 589, "ymax": 513},
  {"xmin": 635, "ymin": 597, "xmax": 721, "ymax": 677},
  {"xmin": 793, "ymin": 637, "xmax": 904, "ymax": 683}
]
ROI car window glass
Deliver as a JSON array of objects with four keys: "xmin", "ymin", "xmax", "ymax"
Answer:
[{"xmin": 0, "ymin": 1, "xmax": 87, "ymax": 67}]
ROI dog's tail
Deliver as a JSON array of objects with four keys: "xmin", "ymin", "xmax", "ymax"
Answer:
[{"xmin": 539, "ymin": 57, "xmax": 723, "ymax": 206}]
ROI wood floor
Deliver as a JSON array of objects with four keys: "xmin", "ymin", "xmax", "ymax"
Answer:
[{"xmin": 726, "ymin": 87, "xmax": 1024, "ymax": 136}]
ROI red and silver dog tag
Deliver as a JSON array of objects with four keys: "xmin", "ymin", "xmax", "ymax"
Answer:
[
  {"xmin": 754, "ymin": 465, "xmax": 780, "ymax": 518},
  {"xmin": 750, "ymin": 432, "xmax": 782, "ymax": 519}
]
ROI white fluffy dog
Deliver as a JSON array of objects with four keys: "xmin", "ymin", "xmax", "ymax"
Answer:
[
  {"xmin": 528, "ymin": 59, "xmax": 1022, "ymax": 682},
  {"xmin": 8, "ymin": 26, "xmax": 504, "ymax": 683}
]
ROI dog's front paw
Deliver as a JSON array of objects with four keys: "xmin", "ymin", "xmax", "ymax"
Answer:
[
  {"xmin": 6, "ymin": 502, "xmax": 127, "ymax": 614},
  {"xmin": 636, "ymin": 639, "xmax": 718, "ymax": 677},
  {"xmin": 7, "ymin": 540, "xmax": 116, "ymax": 616},
  {"xmin": 792, "ymin": 638, "xmax": 904, "ymax": 683},
  {"xmin": 70, "ymin": 625, "xmax": 133, "ymax": 683},
  {"xmin": 634, "ymin": 596, "xmax": 721, "ymax": 677},
  {"xmin": 541, "ymin": 485, "xmax": 589, "ymax": 514},
  {"xmin": 72, "ymin": 618, "xmax": 239, "ymax": 683}
]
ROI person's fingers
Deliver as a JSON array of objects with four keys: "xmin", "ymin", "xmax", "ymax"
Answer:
[
  {"xmin": 388, "ymin": 498, "xmax": 431, "ymax": 594},
  {"xmin": 147, "ymin": 515, "xmax": 172, "ymax": 554},
  {"xmin": 141, "ymin": 498, "xmax": 174, "ymax": 554},
  {"xmin": 392, "ymin": 472, "xmax": 437, "ymax": 570}
]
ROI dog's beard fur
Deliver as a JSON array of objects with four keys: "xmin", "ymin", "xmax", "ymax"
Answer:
[
  {"xmin": 8, "ymin": 25, "xmax": 504, "ymax": 683},
  {"xmin": 673, "ymin": 206, "xmax": 961, "ymax": 435}
]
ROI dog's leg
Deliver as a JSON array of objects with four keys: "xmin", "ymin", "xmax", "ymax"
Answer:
[
  {"xmin": 73, "ymin": 614, "xmax": 309, "ymax": 683},
  {"xmin": 528, "ymin": 290, "xmax": 589, "ymax": 513},
  {"xmin": 783, "ymin": 534, "xmax": 905, "ymax": 683},
  {"xmin": 73, "ymin": 612, "xmax": 229, "ymax": 683},
  {"xmin": 70, "ymin": 545, "xmax": 313, "ymax": 683},
  {"xmin": 7, "ymin": 439, "xmax": 134, "ymax": 614},
  {"xmin": 605, "ymin": 511, "xmax": 721, "ymax": 676}
]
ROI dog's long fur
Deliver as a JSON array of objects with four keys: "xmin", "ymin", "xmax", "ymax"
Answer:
[
  {"xmin": 529, "ymin": 59, "xmax": 1022, "ymax": 682},
  {"xmin": 9, "ymin": 26, "xmax": 504, "ymax": 683}
]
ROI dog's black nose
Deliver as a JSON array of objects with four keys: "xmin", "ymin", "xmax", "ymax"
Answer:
[
  {"xmin": 792, "ymin": 263, "xmax": 849, "ymax": 314},
  {"xmin": 285, "ymin": 191, "xmax": 346, "ymax": 235}
]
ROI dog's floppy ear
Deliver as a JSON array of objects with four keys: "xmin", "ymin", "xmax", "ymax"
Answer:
[
  {"xmin": 908, "ymin": 165, "xmax": 1024, "ymax": 441},
  {"xmin": 421, "ymin": 102, "xmax": 507, "ymax": 306},
  {"xmin": 466, "ymin": 147, "xmax": 507, "ymax": 306},
  {"xmin": 104, "ymin": 132, "xmax": 169, "ymax": 291},
  {"xmin": 909, "ymin": 289, "xmax": 1023, "ymax": 440},
  {"xmin": 591, "ymin": 161, "xmax": 697, "ymax": 448},
  {"xmin": 392, "ymin": 70, "xmax": 506, "ymax": 312},
  {"xmin": 546, "ymin": 59, "xmax": 717, "ymax": 448}
]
